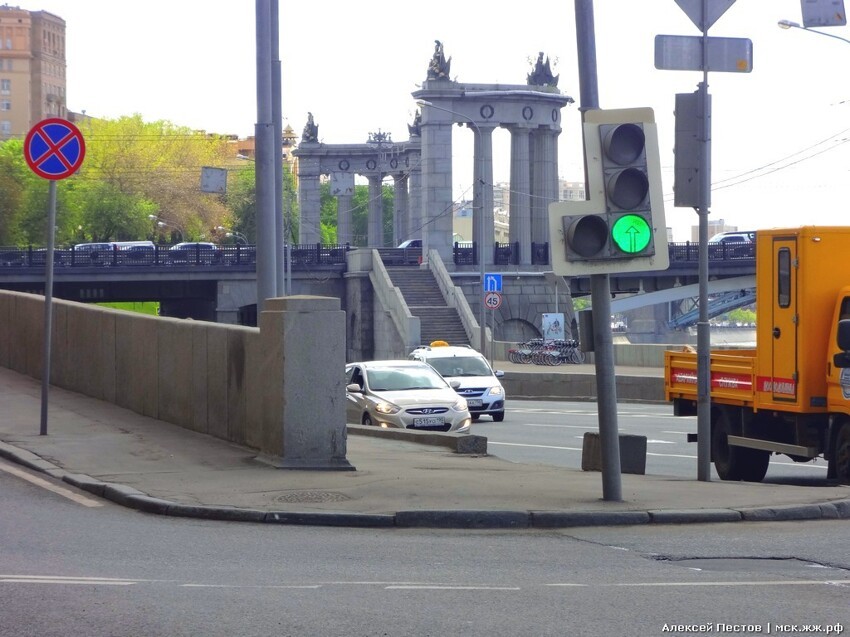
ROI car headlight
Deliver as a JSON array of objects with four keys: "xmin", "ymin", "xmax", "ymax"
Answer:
[
  {"xmin": 489, "ymin": 385, "xmax": 503, "ymax": 395},
  {"xmin": 452, "ymin": 398, "xmax": 468, "ymax": 412},
  {"xmin": 375, "ymin": 401, "xmax": 400, "ymax": 415}
]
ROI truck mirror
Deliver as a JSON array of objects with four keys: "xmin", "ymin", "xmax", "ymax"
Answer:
[{"xmin": 833, "ymin": 352, "xmax": 850, "ymax": 369}]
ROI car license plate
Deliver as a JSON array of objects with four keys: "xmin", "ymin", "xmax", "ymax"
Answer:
[
  {"xmin": 412, "ymin": 416, "xmax": 444, "ymax": 427},
  {"xmin": 466, "ymin": 399, "xmax": 483, "ymax": 407}
]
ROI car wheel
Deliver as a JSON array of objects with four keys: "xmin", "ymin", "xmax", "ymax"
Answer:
[
  {"xmin": 492, "ymin": 412, "xmax": 505, "ymax": 422},
  {"xmin": 471, "ymin": 414, "xmax": 480, "ymax": 422},
  {"xmin": 362, "ymin": 413, "xmax": 374, "ymax": 427}
]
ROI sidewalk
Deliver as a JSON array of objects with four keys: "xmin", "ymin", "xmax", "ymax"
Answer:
[{"xmin": 0, "ymin": 365, "xmax": 848, "ymax": 529}]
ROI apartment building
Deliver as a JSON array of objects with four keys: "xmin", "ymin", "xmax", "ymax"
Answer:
[{"xmin": 0, "ymin": 5, "xmax": 66, "ymax": 139}]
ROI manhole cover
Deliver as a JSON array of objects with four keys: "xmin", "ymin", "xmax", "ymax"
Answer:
[{"xmin": 275, "ymin": 491, "xmax": 351, "ymax": 504}]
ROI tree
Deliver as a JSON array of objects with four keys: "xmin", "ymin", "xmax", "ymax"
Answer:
[{"xmin": 74, "ymin": 115, "xmax": 234, "ymax": 240}]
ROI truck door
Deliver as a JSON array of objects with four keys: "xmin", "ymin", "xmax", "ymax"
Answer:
[{"xmin": 770, "ymin": 237, "xmax": 798, "ymax": 402}]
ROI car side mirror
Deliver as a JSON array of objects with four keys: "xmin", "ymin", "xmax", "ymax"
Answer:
[
  {"xmin": 449, "ymin": 380, "xmax": 461, "ymax": 389},
  {"xmin": 494, "ymin": 370, "xmax": 505, "ymax": 378},
  {"xmin": 346, "ymin": 383, "xmax": 363, "ymax": 393}
]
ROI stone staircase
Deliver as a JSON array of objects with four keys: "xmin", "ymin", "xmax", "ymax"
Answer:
[{"xmin": 384, "ymin": 267, "xmax": 470, "ymax": 347}]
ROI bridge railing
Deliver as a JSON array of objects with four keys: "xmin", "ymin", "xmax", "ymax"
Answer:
[{"xmin": 0, "ymin": 243, "xmax": 354, "ymax": 269}]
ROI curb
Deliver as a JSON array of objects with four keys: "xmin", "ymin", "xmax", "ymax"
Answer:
[{"xmin": 3, "ymin": 442, "xmax": 850, "ymax": 529}]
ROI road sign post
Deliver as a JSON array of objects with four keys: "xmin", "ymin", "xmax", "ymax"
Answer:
[{"xmin": 24, "ymin": 118, "xmax": 85, "ymax": 436}]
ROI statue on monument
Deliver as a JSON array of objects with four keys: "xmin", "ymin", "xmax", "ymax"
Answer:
[
  {"xmin": 527, "ymin": 52, "xmax": 559, "ymax": 87},
  {"xmin": 302, "ymin": 112, "xmax": 319, "ymax": 142},
  {"xmin": 408, "ymin": 110, "xmax": 422, "ymax": 137},
  {"xmin": 427, "ymin": 40, "xmax": 452, "ymax": 80}
]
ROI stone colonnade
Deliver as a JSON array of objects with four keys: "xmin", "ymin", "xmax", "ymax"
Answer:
[{"xmin": 293, "ymin": 82, "xmax": 573, "ymax": 266}]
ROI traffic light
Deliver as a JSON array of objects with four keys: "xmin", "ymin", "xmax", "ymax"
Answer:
[{"xmin": 549, "ymin": 107, "xmax": 669, "ymax": 276}]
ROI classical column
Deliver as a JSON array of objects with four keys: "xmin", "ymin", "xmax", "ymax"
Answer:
[
  {"xmin": 407, "ymin": 147, "xmax": 422, "ymax": 244},
  {"xmin": 393, "ymin": 173, "xmax": 409, "ymax": 245},
  {"xmin": 420, "ymin": 108, "xmax": 454, "ymax": 263},
  {"xmin": 336, "ymin": 193, "xmax": 353, "ymax": 245},
  {"xmin": 509, "ymin": 126, "xmax": 532, "ymax": 265},
  {"xmin": 472, "ymin": 123, "xmax": 496, "ymax": 267},
  {"xmin": 367, "ymin": 174, "xmax": 384, "ymax": 247},
  {"xmin": 297, "ymin": 155, "xmax": 321, "ymax": 244},
  {"xmin": 531, "ymin": 127, "xmax": 560, "ymax": 251}
]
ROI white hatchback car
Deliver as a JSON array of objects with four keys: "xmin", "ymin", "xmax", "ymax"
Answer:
[
  {"xmin": 345, "ymin": 360, "xmax": 471, "ymax": 433},
  {"xmin": 409, "ymin": 344, "xmax": 506, "ymax": 422}
]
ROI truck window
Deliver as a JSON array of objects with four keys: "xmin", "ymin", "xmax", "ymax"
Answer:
[
  {"xmin": 840, "ymin": 297, "xmax": 850, "ymax": 321},
  {"xmin": 777, "ymin": 248, "xmax": 791, "ymax": 308}
]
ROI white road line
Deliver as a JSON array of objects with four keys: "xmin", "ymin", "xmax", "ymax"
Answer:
[
  {"xmin": 0, "ymin": 575, "xmax": 136, "ymax": 585},
  {"xmin": 489, "ymin": 441, "xmax": 584, "ymax": 452},
  {"xmin": 609, "ymin": 580, "xmax": 849, "ymax": 587},
  {"xmin": 181, "ymin": 584, "xmax": 321, "ymax": 589},
  {"xmin": 0, "ymin": 459, "xmax": 103, "ymax": 508},
  {"xmin": 386, "ymin": 585, "xmax": 521, "ymax": 591}
]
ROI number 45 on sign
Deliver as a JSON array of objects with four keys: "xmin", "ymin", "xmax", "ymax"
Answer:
[{"xmin": 484, "ymin": 291, "xmax": 502, "ymax": 310}]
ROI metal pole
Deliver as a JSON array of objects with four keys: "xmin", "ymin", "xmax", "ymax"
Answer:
[
  {"xmin": 271, "ymin": 0, "xmax": 285, "ymax": 297},
  {"xmin": 575, "ymin": 0, "xmax": 621, "ymax": 500},
  {"xmin": 39, "ymin": 181, "xmax": 57, "ymax": 436},
  {"xmin": 477, "ymin": 129, "xmax": 487, "ymax": 358},
  {"xmin": 255, "ymin": 0, "xmax": 276, "ymax": 311},
  {"xmin": 696, "ymin": 3, "xmax": 712, "ymax": 480}
]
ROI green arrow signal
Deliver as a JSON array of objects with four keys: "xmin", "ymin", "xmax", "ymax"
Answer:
[{"xmin": 611, "ymin": 214, "xmax": 651, "ymax": 254}]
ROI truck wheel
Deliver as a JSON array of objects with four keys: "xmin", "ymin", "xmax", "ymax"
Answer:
[
  {"xmin": 832, "ymin": 422, "xmax": 850, "ymax": 484},
  {"xmin": 711, "ymin": 410, "xmax": 744, "ymax": 480},
  {"xmin": 738, "ymin": 449, "xmax": 770, "ymax": 482}
]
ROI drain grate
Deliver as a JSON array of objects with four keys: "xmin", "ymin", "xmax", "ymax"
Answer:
[{"xmin": 274, "ymin": 491, "xmax": 351, "ymax": 504}]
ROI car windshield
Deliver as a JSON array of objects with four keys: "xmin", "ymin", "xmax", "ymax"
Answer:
[
  {"xmin": 365, "ymin": 367, "xmax": 445, "ymax": 391},
  {"xmin": 427, "ymin": 356, "xmax": 492, "ymax": 377}
]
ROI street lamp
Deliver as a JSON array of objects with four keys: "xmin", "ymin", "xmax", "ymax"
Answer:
[
  {"xmin": 148, "ymin": 215, "xmax": 184, "ymax": 242},
  {"xmin": 216, "ymin": 226, "xmax": 248, "ymax": 244},
  {"xmin": 415, "ymin": 98, "xmax": 489, "ymax": 358},
  {"xmin": 778, "ymin": 19, "xmax": 850, "ymax": 45}
]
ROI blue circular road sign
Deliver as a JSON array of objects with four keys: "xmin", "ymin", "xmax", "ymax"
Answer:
[{"xmin": 24, "ymin": 118, "xmax": 86, "ymax": 180}]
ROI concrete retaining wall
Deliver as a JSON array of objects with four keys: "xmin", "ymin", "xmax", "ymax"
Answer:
[
  {"xmin": 0, "ymin": 291, "xmax": 347, "ymax": 466},
  {"xmin": 501, "ymin": 370, "xmax": 665, "ymax": 403}
]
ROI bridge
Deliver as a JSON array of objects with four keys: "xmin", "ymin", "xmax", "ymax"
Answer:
[{"xmin": 0, "ymin": 241, "xmax": 756, "ymax": 333}]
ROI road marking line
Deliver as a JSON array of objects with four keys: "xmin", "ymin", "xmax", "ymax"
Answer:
[
  {"xmin": 0, "ymin": 459, "xmax": 103, "ymax": 507},
  {"xmin": 386, "ymin": 585, "xmax": 520, "ymax": 591},
  {"xmin": 181, "ymin": 584, "xmax": 321, "ymax": 589},
  {"xmin": 489, "ymin": 442, "xmax": 584, "ymax": 452}
]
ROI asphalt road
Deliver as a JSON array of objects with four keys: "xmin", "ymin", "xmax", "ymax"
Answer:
[
  {"xmin": 2, "ymin": 458, "xmax": 848, "ymax": 637},
  {"xmin": 476, "ymin": 399, "xmax": 832, "ymax": 485}
]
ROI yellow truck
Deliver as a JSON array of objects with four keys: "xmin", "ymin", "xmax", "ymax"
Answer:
[{"xmin": 665, "ymin": 226, "xmax": 850, "ymax": 483}]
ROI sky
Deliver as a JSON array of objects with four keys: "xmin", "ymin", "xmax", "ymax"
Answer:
[{"xmin": 23, "ymin": 0, "xmax": 850, "ymax": 241}]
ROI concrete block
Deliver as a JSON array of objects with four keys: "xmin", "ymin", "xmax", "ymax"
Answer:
[{"xmin": 581, "ymin": 432, "xmax": 647, "ymax": 474}]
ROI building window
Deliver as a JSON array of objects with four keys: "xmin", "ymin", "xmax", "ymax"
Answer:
[
  {"xmin": 0, "ymin": 79, "xmax": 10, "ymax": 95},
  {"xmin": 1, "ymin": 121, "xmax": 11, "ymax": 135},
  {"xmin": 1, "ymin": 100, "xmax": 10, "ymax": 111}
]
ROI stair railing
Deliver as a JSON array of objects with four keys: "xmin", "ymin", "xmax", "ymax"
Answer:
[
  {"xmin": 369, "ymin": 250, "xmax": 421, "ymax": 356},
  {"xmin": 427, "ymin": 249, "xmax": 489, "ymax": 350}
]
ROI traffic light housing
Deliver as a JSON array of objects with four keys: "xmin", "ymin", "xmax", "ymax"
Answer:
[{"xmin": 549, "ymin": 107, "xmax": 669, "ymax": 276}]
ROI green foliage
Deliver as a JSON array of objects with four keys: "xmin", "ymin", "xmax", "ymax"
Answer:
[{"xmin": 726, "ymin": 307, "xmax": 757, "ymax": 324}]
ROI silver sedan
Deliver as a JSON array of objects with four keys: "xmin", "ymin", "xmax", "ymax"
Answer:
[{"xmin": 345, "ymin": 360, "xmax": 471, "ymax": 433}]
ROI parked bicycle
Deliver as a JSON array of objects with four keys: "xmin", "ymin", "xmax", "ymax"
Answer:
[{"xmin": 508, "ymin": 338, "xmax": 585, "ymax": 365}]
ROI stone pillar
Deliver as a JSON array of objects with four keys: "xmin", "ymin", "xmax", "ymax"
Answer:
[
  {"xmin": 472, "ymin": 124, "xmax": 496, "ymax": 267},
  {"xmin": 531, "ymin": 128, "xmax": 560, "ymax": 251},
  {"xmin": 420, "ymin": 109, "xmax": 454, "ymax": 263},
  {"xmin": 297, "ymin": 155, "xmax": 322, "ymax": 244},
  {"xmin": 367, "ymin": 174, "xmax": 384, "ymax": 247},
  {"xmin": 509, "ymin": 126, "xmax": 532, "ymax": 265},
  {"xmin": 337, "ymin": 193, "xmax": 353, "ymax": 245},
  {"xmin": 393, "ymin": 172, "xmax": 409, "ymax": 246},
  {"xmin": 407, "ymin": 147, "xmax": 422, "ymax": 242},
  {"xmin": 258, "ymin": 295, "xmax": 353, "ymax": 470}
]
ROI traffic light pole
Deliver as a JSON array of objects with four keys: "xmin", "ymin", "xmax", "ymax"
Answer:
[
  {"xmin": 696, "ymin": 66, "xmax": 712, "ymax": 482},
  {"xmin": 575, "ymin": 0, "xmax": 622, "ymax": 501}
]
